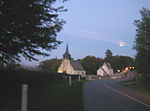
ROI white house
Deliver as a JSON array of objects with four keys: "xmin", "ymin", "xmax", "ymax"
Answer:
[{"xmin": 97, "ymin": 62, "xmax": 113, "ymax": 76}]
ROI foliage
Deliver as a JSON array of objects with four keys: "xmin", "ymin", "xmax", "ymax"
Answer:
[
  {"xmin": 0, "ymin": 70, "xmax": 61, "ymax": 109},
  {"xmin": 0, "ymin": 62, "xmax": 23, "ymax": 70},
  {"xmin": 0, "ymin": 0, "xmax": 67, "ymax": 63},
  {"xmin": 0, "ymin": 62, "xmax": 23, "ymax": 71},
  {"xmin": 105, "ymin": 55, "xmax": 134, "ymax": 72},
  {"xmin": 134, "ymin": 8, "xmax": 150, "ymax": 79},
  {"xmin": 97, "ymin": 57, "xmax": 104, "ymax": 66},
  {"xmin": 39, "ymin": 58, "xmax": 62, "ymax": 72},
  {"xmin": 0, "ymin": 70, "xmax": 86, "ymax": 111},
  {"xmin": 105, "ymin": 49, "xmax": 113, "ymax": 58},
  {"xmin": 80, "ymin": 56, "xmax": 101, "ymax": 75},
  {"xmin": 120, "ymin": 76, "xmax": 150, "ymax": 93}
]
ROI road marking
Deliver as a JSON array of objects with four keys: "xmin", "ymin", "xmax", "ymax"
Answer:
[{"xmin": 103, "ymin": 82, "xmax": 150, "ymax": 107}]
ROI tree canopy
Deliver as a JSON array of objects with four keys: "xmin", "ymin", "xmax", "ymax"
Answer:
[
  {"xmin": 0, "ymin": 0, "xmax": 67, "ymax": 63},
  {"xmin": 105, "ymin": 49, "xmax": 113, "ymax": 58},
  {"xmin": 105, "ymin": 56, "xmax": 134, "ymax": 73},
  {"xmin": 80, "ymin": 56, "xmax": 101, "ymax": 75},
  {"xmin": 39, "ymin": 58, "xmax": 62, "ymax": 72},
  {"xmin": 134, "ymin": 8, "xmax": 150, "ymax": 79}
]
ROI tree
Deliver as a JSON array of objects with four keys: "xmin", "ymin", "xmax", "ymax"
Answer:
[
  {"xmin": 134, "ymin": 8, "xmax": 150, "ymax": 79},
  {"xmin": 105, "ymin": 49, "xmax": 112, "ymax": 58},
  {"xmin": 97, "ymin": 57, "xmax": 104, "ymax": 67},
  {"xmin": 0, "ymin": 0, "xmax": 67, "ymax": 63},
  {"xmin": 39, "ymin": 58, "xmax": 62, "ymax": 72},
  {"xmin": 80, "ymin": 56, "xmax": 100, "ymax": 75},
  {"xmin": 105, "ymin": 55, "xmax": 134, "ymax": 73}
]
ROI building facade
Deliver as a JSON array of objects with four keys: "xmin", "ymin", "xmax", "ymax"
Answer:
[
  {"xmin": 97, "ymin": 62, "xmax": 113, "ymax": 76},
  {"xmin": 58, "ymin": 44, "xmax": 86, "ymax": 77}
]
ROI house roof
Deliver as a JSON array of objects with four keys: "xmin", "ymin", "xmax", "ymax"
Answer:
[
  {"xmin": 102, "ymin": 62, "xmax": 112, "ymax": 69},
  {"xmin": 70, "ymin": 59, "xmax": 85, "ymax": 71}
]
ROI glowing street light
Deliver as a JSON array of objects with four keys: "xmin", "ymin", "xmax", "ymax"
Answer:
[{"xmin": 117, "ymin": 70, "xmax": 120, "ymax": 73}]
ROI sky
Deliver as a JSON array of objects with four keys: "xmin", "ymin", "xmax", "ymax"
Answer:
[{"xmin": 21, "ymin": 0, "xmax": 150, "ymax": 66}]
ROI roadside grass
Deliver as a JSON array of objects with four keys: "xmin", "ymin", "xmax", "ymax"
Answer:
[
  {"xmin": 0, "ymin": 70, "xmax": 87, "ymax": 111},
  {"xmin": 29, "ymin": 80, "xmax": 87, "ymax": 111},
  {"xmin": 120, "ymin": 76, "xmax": 150, "ymax": 93},
  {"xmin": 122, "ymin": 83, "xmax": 150, "ymax": 93}
]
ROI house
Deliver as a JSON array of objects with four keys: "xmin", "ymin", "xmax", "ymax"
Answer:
[
  {"xmin": 97, "ymin": 62, "xmax": 113, "ymax": 76},
  {"xmin": 57, "ymin": 44, "xmax": 86, "ymax": 77}
]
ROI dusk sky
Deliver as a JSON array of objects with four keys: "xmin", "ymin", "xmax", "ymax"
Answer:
[{"xmin": 21, "ymin": 0, "xmax": 150, "ymax": 66}]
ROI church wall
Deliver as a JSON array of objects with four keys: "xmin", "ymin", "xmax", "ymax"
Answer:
[
  {"xmin": 66, "ymin": 62, "xmax": 74, "ymax": 74},
  {"xmin": 57, "ymin": 59, "xmax": 70, "ymax": 73},
  {"xmin": 57, "ymin": 45, "xmax": 86, "ymax": 77},
  {"xmin": 58, "ymin": 59, "xmax": 86, "ymax": 77},
  {"xmin": 58, "ymin": 59, "xmax": 74, "ymax": 74},
  {"xmin": 73, "ymin": 70, "xmax": 86, "ymax": 77},
  {"xmin": 81, "ymin": 71, "xmax": 86, "ymax": 77},
  {"xmin": 58, "ymin": 64, "xmax": 63, "ymax": 73}
]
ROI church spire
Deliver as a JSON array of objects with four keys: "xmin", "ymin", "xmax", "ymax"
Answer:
[
  {"xmin": 66, "ymin": 43, "xmax": 69, "ymax": 53},
  {"xmin": 63, "ymin": 44, "xmax": 71, "ymax": 59}
]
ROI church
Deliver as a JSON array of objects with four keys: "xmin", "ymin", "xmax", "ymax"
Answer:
[{"xmin": 57, "ymin": 44, "xmax": 86, "ymax": 77}]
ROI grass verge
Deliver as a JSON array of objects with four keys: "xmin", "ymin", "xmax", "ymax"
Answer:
[
  {"xmin": 29, "ymin": 80, "xmax": 87, "ymax": 111},
  {"xmin": 121, "ymin": 83, "xmax": 150, "ymax": 93},
  {"xmin": 120, "ymin": 77, "xmax": 150, "ymax": 93}
]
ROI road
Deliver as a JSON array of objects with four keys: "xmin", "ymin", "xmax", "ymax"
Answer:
[{"xmin": 83, "ymin": 80, "xmax": 150, "ymax": 111}]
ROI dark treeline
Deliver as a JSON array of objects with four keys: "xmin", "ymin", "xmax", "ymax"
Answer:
[
  {"xmin": 134, "ymin": 8, "xmax": 150, "ymax": 80},
  {"xmin": 39, "ymin": 58, "xmax": 62, "ymax": 72},
  {"xmin": 105, "ymin": 55, "xmax": 134, "ymax": 73}
]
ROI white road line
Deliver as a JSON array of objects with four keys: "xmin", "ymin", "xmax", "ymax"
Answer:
[{"xmin": 103, "ymin": 82, "xmax": 150, "ymax": 108}]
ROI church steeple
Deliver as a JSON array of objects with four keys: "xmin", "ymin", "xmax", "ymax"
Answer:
[
  {"xmin": 63, "ymin": 44, "xmax": 71, "ymax": 60},
  {"xmin": 66, "ymin": 43, "xmax": 69, "ymax": 53}
]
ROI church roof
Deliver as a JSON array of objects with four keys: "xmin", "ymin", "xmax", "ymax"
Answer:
[
  {"xmin": 62, "ymin": 44, "xmax": 85, "ymax": 71},
  {"xmin": 63, "ymin": 44, "xmax": 71, "ymax": 59},
  {"xmin": 70, "ymin": 59, "xmax": 84, "ymax": 71}
]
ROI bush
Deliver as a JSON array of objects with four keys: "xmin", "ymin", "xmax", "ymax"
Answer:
[{"xmin": 0, "ymin": 70, "xmax": 61, "ymax": 109}]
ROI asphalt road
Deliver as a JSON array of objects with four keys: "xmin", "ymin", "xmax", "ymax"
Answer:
[{"xmin": 83, "ymin": 80, "xmax": 150, "ymax": 111}]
